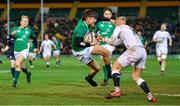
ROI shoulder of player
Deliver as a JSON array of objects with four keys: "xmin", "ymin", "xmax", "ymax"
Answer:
[
  {"xmin": 10, "ymin": 27, "xmax": 18, "ymax": 32},
  {"xmin": 155, "ymin": 30, "xmax": 161, "ymax": 34},
  {"xmin": 164, "ymin": 31, "xmax": 170, "ymax": 34},
  {"xmin": 74, "ymin": 24, "xmax": 88, "ymax": 34},
  {"xmin": 49, "ymin": 39, "xmax": 54, "ymax": 43},
  {"xmin": 26, "ymin": 27, "xmax": 34, "ymax": 32}
]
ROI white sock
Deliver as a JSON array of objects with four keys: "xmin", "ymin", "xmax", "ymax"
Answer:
[{"xmin": 46, "ymin": 62, "xmax": 50, "ymax": 65}]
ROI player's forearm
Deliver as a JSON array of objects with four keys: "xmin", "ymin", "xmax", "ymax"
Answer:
[
  {"xmin": 76, "ymin": 37, "xmax": 90, "ymax": 47},
  {"xmin": 153, "ymin": 38, "xmax": 161, "ymax": 43},
  {"xmin": 1, "ymin": 46, "xmax": 9, "ymax": 52},
  {"xmin": 104, "ymin": 37, "xmax": 116, "ymax": 46},
  {"xmin": 169, "ymin": 39, "xmax": 172, "ymax": 46},
  {"xmin": 144, "ymin": 41, "xmax": 148, "ymax": 48},
  {"xmin": 39, "ymin": 47, "xmax": 42, "ymax": 53}
]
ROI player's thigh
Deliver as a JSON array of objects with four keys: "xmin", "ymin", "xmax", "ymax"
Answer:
[
  {"xmin": 102, "ymin": 44, "xmax": 115, "ymax": 56},
  {"xmin": 54, "ymin": 50, "xmax": 60, "ymax": 56},
  {"xmin": 112, "ymin": 59, "xmax": 123, "ymax": 71},
  {"xmin": 72, "ymin": 48, "xmax": 93, "ymax": 65},
  {"xmin": 156, "ymin": 48, "xmax": 161, "ymax": 57},
  {"xmin": 43, "ymin": 52, "xmax": 51, "ymax": 59},
  {"xmin": 117, "ymin": 51, "xmax": 131, "ymax": 68},
  {"xmin": 161, "ymin": 48, "xmax": 168, "ymax": 60},
  {"xmin": 87, "ymin": 60, "xmax": 100, "ymax": 71},
  {"xmin": 91, "ymin": 45, "xmax": 109, "ymax": 57},
  {"xmin": 28, "ymin": 55, "xmax": 33, "ymax": 60},
  {"xmin": 118, "ymin": 47, "xmax": 142, "ymax": 68},
  {"xmin": 15, "ymin": 55, "xmax": 25, "ymax": 66},
  {"xmin": 134, "ymin": 48, "xmax": 147, "ymax": 69}
]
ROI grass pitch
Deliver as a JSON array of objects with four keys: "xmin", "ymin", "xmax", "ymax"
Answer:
[{"xmin": 0, "ymin": 56, "xmax": 179, "ymax": 105}]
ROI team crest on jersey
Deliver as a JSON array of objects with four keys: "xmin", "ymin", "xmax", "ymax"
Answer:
[
  {"xmin": 109, "ymin": 24, "xmax": 112, "ymax": 28},
  {"xmin": 25, "ymin": 31, "xmax": 29, "ymax": 34},
  {"xmin": 100, "ymin": 24, "xmax": 104, "ymax": 27}
]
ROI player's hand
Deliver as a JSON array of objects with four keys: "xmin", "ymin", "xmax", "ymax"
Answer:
[
  {"xmin": 37, "ymin": 50, "xmax": 41, "ymax": 54},
  {"xmin": 33, "ymin": 49, "xmax": 38, "ymax": 53},
  {"xmin": 96, "ymin": 36, "xmax": 103, "ymax": 42},
  {"xmin": 110, "ymin": 19, "xmax": 115, "ymax": 24},
  {"xmin": 103, "ymin": 37, "xmax": 109, "ymax": 43},
  {"xmin": 11, "ymin": 30, "xmax": 17, "ymax": 35},
  {"xmin": 90, "ymin": 39, "xmax": 98, "ymax": 46},
  {"xmin": 169, "ymin": 42, "xmax": 172, "ymax": 47},
  {"xmin": 1, "ymin": 48, "xmax": 5, "ymax": 52}
]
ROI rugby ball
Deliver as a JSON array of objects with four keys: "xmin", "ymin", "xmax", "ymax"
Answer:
[{"xmin": 84, "ymin": 32, "xmax": 95, "ymax": 43}]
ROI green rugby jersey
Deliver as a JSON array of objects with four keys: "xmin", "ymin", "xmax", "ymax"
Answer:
[
  {"xmin": 139, "ymin": 36, "xmax": 146, "ymax": 46},
  {"xmin": 93, "ymin": 21, "xmax": 115, "ymax": 45},
  {"xmin": 72, "ymin": 19, "xmax": 90, "ymax": 52},
  {"xmin": 54, "ymin": 40, "xmax": 61, "ymax": 50},
  {"xmin": 11, "ymin": 26, "xmax": 35, "ymax": 52}
]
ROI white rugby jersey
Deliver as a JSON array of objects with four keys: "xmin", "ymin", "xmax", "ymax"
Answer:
[
  {"xmin": 111, "ymin": 25, "xmax": 143, "ymax": 49},
  {"xmin": 153, "ymin": 30, "xmax": 171, "ymax": 47},
  {"xmin": 41, "ymin": 40, "xmax": 55, "ymax": 52}
]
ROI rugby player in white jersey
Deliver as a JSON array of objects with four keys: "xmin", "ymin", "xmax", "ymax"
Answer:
[
  {"xmin": 153, "ymin": 23, "xmax": 172, "ymax": 75},
  {"xmin": 102, "ymin": 17, "xmax": 157, "ymax": 102},
  {"xmin": 39, "ymin": 34, "xmax": 56, "ymax": 68}
]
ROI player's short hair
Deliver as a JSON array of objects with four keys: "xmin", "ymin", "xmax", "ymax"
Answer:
[
  {"xmin": 21, "ymin": 15, "xmax": 29, "ymax": 21},
  {"xmin": 161, "ymin": 23, "xmax": 167, "ymax": 26},
  {"xmin": 82, "ymin": 9, "xmax": 97, "ymax": 21},
  {"xmin": 116, "ymin": 16, "xmax": 127, "ymax": 22},
  {"xmin": 103, "ymin": 8, "xmax": 112, "ymax": 14}
]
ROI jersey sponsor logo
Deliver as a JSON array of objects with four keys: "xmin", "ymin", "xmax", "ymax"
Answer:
[{"xmin": 17, "ymin": 38, "xmax": 23, "ymax": 41}]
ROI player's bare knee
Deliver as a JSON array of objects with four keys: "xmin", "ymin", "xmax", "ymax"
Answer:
[
  {"xmin": 161, "ymin": 54, "xmax": 167, "ymax": 60},
  {"xmin": 104, "ymin": 50, "xmax": 110, "ymax": 57},
  {"xmin": 157, "ymin": 57, "xmax": 161, "ymax": 61}
]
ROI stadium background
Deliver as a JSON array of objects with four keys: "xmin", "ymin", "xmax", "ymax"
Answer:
[
  {"xmin": 0, "ymin": 0, "xmax": 180, "ymax": 105},
  {"xmin": 0, "ymin": 0, "xmax": 180, "ymax": 56}
]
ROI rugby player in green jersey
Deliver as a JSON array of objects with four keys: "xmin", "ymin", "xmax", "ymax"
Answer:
[
  {"xmin": 28, "ymin": 38, "xmax": 38, "ymax": 68},
  {"xmin": 93, "ymin": 8, "xmax": 115, "ymax": 86},
  {"xmin": 72, "ymin": 9, "xmax": 111, "ymax": 87},
  {"xmin": 52, "ymin": 36, "xmax": 63, "ymax": 67},
  {"xmin": 11, "ymin": 15, "xmax": 36, "ymax": 87},
  {"xmin": 137, "ymin": 31, "xmax": 148, "ymax": 48}
]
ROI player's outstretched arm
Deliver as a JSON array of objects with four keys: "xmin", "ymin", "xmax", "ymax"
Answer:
[
  {"xmin": 11, "ymin": 30, "xmax": 17, "ymax": 36},
  {"xmin": 1, "ymin": 45, "xmax": 9, "ymax": 53},
  {"xmin": 38, "ymin": 42, "xmax": 43, "ymax": 54},
  {"xmin": 103, "ymin": 36, "xmax": 116, "ymax": 46},
  {"xmin": 169, "ymin": 37, "xmax": 172, "ymax": 47}
]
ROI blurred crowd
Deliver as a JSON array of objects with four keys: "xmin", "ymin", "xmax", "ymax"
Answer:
[{"xmin": 0, "ymin": 17, "xmax": 180, "ymax": 55}]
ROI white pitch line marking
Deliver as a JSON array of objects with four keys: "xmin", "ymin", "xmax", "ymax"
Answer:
[
  {"xmin": 154, "ymin": 93, "xmax": 180, "ymax": 97},
  {"xmin": 0, "ymin": 70, "xmax": 10, "ymax": 73}
]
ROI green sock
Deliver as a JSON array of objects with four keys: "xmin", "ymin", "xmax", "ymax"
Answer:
[
  {"xmin": 21, "ymin": 68, "xmax": 29, "ymax": 76},
  {"xmin": 14, "ymin": 71, "xmax": 20, "ymax": 83},
  {"xmin": 105, "ymin": 64, "xmax": 112, "ymax": 78},
  {"xmin": 103, "ymin": 66, "xmax": 108, "ymax": 81}
]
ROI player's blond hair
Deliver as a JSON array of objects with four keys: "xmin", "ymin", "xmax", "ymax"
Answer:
[
  {"xmin": 21, "ymin": 15, "xmax": 29, "ymax": 21},
  {"xmin": 116, "ymin": 16, "xmax": 127, "ymax": 22},
  {"xmin": 161, "ymin": 23, "xmax": 167, "ymax": 26}
]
